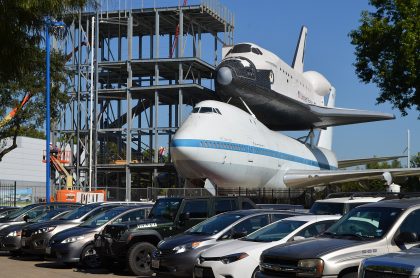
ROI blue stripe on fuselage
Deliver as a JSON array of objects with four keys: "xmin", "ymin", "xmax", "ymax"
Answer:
[{"xmin": 171, "ymin": 139, "xmax": 337, "ymax": 170}]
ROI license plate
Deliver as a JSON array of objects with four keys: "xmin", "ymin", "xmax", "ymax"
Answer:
[
  {"xmin": 46, "ymin": 247, "xmax": 51, "ymax": 254},
  {"xmin": 151, "ymin": 259, "xmax": 159, "ymax": 269},
  {"xmin": 21, "ymin": 238, "xmax": 26, "ymax": 247},
  {"xmin": 194, "ymin": 267, "xmax": 203, "ymax": 278}
]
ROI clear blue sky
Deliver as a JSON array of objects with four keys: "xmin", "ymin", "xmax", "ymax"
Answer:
[{"xmin": 218, "ymin": 0, "xmax": 419, "ymax": 163}]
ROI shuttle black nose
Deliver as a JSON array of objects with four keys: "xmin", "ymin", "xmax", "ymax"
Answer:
[{"xmin": 217, "ymin": 66, "xmax": 233, "ymax": 85}]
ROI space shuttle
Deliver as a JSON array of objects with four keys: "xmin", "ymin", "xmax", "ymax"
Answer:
[{"xmin": 215, "ymin": 26, "xmax": 394, "ymax": 131}]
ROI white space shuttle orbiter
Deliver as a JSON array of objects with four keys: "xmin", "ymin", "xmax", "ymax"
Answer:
[{"xmin": 215, "ymin": 26, "xmax": 394, "ymax": 131}]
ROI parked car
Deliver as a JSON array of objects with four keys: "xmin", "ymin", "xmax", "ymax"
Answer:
[
  {"xmin": 94, "ymin": 196, "xmax": 257, "ymax": 276},
  {"xmin": 152, "ymin": 209, "xmax": 306, "ymax": 277},
  {"xmin": 21, "ymin": 201, "xmax": 146, "ymax": 255},
  {"xmin": 49, "ymin": 205, "xmax": 152, "ymax": 268},
  {"xmin": 359, "ymin": 246, "xmax": 420, "ymax": 277},
  {"xmin": 0, "ymin": 202, "xmax": 81, "ymax": 231},
  {"xmin": 257, "ymin": 198, "xmax": 420, "ymax": 278},
  {"xmin": 195, "ymin": 215, "xmax": 339, "ymax": 278},
  {"xmin": 309, "ymin": 193, "xmax": 386, "ymax": 215},
  {"xmin": 0, "ymin": 207, "xmax": 19, "ymax": 218},
  {"xmin": 0, "ymin": 208, "xmax": 73, "ymax": 254}
]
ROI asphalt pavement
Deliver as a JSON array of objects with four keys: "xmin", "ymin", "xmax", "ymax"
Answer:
[{"xmin": 0, "ymin": 251, "xmax": 149, "ymax": 277}]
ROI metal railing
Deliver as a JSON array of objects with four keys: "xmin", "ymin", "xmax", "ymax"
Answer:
[{"xmin": 0, "ymin": 181, "xmax": 16, "ymax": 207}]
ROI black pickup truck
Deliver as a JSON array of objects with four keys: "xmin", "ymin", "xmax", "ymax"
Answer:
[{"xmin": 94, "ymin": 196, "xmax": 256, "ymax": 275}]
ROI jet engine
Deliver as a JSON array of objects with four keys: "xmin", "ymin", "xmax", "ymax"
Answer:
[{"xmin": 303, "ymin": 71, "xmax": 331, "ymax": 96}]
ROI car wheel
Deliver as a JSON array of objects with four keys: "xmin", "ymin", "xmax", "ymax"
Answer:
[
  {"xmin": 127, "ymin": 242, "xmax": 156, "ymax": 276},
  {"xmin": 80, "ymin": 244, "xmax": 102, "ymax": 269},
  {"xmin": 340, "ymin": 272, "xmax": 357, "ymax": 278},
  {"xmin": 252, "ymin": 266, "xmax": 259, "ymax": 278}
]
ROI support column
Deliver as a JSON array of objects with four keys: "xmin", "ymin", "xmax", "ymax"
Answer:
[
  {"xmin": 93, "ymin": 9, "xmax": 99, "ymax": 189},
  {"xmin": 126, "ymin": 14, "xmax": 133, "ymax": 201},
  {"xmin": 178, "ymin": 10, "xmax": 184, "ymax": 125}
]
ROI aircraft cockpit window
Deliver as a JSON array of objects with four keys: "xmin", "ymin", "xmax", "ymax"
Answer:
[
  {"xmin": 231, "ymin": 44, "xmax": 252, "ymax": 54},
  {"xmin": 213, "ymin": 108, "xmax": 222, "ymax": 115},
  {"xmin": 198, "ymin": 107, "xmax": 213, "ymax": 113},
  {"xmin": 252, "ymin": 48, "xmax": 263, "ymax": 55},
  {"xmin": 192, "ymin": 107, "xmax": 200, "ymax": 113}
]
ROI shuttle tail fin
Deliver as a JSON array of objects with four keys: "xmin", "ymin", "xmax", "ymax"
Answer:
[
  {"xmin": 292, "ymin": 26, "xmax": 308, "ymax": 73},
  {"xmin": 317, "ymin": 87, "xmax": 336, "ymax": 150}
]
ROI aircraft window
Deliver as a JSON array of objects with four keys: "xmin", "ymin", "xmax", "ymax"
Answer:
[
  {"xmin": 252, "ymin": 48, "xmax": 263, "ymax": 55},
  {"xmin": 215, "ymin": 108, "xmax": 222, "ymax": 115},
  {"xmin": 199, "ymin": 107, "xmax": 213, "ymax": 113},
  {"xmin": 231, "ymin": 44, "xmax": 252, "ymax": 53},
  {"xmin": 192, "ymin": 107, "xmax": 200, "ymax": 113}
]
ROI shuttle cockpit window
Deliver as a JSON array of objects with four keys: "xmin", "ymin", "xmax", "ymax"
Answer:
[
  {"xmin": 231, "ymin": 44, "xmax": 252, "ymax": 54},
  {"xmin": 251, "ymin": 47, "xmax": 263, "ymax": 55}
]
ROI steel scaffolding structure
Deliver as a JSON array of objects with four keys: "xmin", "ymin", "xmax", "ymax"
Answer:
[{"xmin": 54, "ymin": 0, "xmax": 234, "ymax": 200}]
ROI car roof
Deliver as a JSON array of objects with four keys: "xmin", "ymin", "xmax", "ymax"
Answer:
[
  {"xmin": 106, "ymin": 205, "xmax": 152, "ymax": 212},
  {"xmin": 280, "ymin": 215, "xmax": 341, "ymax": 222},
  {"xmin": 315, "ymin": 197, "xmax": 384, "ymax": 203},
  {"xmin": 220, "ymin": 209, "xmax": 303, "ymax": 216},
  {"xmin": 358, "ymin": 197, "xmax": 420, "ymax": 209}
]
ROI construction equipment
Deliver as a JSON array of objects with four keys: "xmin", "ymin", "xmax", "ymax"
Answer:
[{"xmin": 43, "ymin": 149, "xmax": 72, "ymax": 189}]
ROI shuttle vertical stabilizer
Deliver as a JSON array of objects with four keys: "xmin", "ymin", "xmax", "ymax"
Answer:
[{"xmin": 292, "ymin": 26, "xmax": 308, "ymax": 73}]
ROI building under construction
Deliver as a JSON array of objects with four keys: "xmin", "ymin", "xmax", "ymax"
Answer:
[{"xmin": 53, "ymin": 0, "xmax": 234, "ymax": 200}]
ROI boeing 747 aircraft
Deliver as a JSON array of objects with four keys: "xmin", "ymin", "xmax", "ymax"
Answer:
[
  {"xmin": 170, "ymin": 93, "xmax": 420, "ymax": 190},
  {"xmin": 215, "ymin": 26, "xmax": 394, "ymax": 130}
]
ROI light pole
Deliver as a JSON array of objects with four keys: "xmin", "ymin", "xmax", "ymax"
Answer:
[{"xmin": 45, "ymin": 19, "xmax": 65, "ymax": 204}]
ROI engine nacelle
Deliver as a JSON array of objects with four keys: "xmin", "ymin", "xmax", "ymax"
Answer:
[{"xmin": 303, "ymin": 71, "xmax": 331, "ymax": 96}]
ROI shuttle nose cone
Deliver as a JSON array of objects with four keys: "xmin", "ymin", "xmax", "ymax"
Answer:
[{"xmin": 217, "ymin": 67, "xmax": 233, "ymax": 85}]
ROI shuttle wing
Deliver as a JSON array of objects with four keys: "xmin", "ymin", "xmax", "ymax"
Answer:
[
  {"xmin": 337, "ymin": 155, "xmax": 406, "ymax": 168},
  {"xmin": 283, "ymin": 168, "xmax": 420, "ymax": 189},
  {"xmin": 309, "ymin": 105, "xmax": 395, "ymax": 129}
]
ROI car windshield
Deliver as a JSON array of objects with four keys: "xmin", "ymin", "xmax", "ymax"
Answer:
[
  {"xmin": 148, "ymin": 198, "xmax": 181, "ymax": 221},
  {"xmin": 2, "ymin": 204, "xmax": 39, "ymax": 220},
  {"xmin": 29, "ymin": 210, "xmax": 68, "ymax": 223},
  {"xmin": 80, "ymin": 208, "xmax": 128, "ymax": 228},
  {"xmin": 186, "ymin": 213, "xmax": 244, "ymax": 235},
  {"xmin": 324, "ymin": 207, "xmax": 403, "ymax": 239},
  {"xmin": 243, "ymin": 220, "xmax": 306, "ymax": 242},
  {"xmin": 59, "ymin": 203, "xmax": 101, "ymax": 220},
  {"xmin": 310, "ymin": 202, "xmax": 344, "ymax": 215}
]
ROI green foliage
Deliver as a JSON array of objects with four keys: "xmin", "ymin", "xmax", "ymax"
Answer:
[
  {"xmin": 349, "ymin": 0, "xmax": 419, "ymax": 116},
  {"xmin": 0, "ymin": 0, "xmax": 89, "ymax": 161}
]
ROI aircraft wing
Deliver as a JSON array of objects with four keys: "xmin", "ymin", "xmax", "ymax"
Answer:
[
  {"xmin": 338, "ymin": 155, "xmax": 406, "ymax": 168},
  {"xmin": 309, "ymin": 105, "xmax": 395, "ymax": 129},
  {"xmin": 284, "ymin": 168, "xmax": 420, "ymax": 189}
]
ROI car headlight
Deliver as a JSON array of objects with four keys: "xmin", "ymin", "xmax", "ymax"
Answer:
[
  {"xmin": 61, "ymin": 236, "xmax": 85, "ymax": 244},
  {"xmin": 173, "ymin": 241, "xmax": 203, "ymax": 254},
  {"xmin": 297, "ymin": 259, "xmax": 324, "ymax": 277},
  {"xmin": 220, "ymin": 253, "xmax": 249, "ymax": 264},
  {"xmin": 7, "ymin": 230, "xmax": 22, "ymax": 237},
  {"xmin": 33, "ymin": 226, "xmax": 56, "ymax": 235}
]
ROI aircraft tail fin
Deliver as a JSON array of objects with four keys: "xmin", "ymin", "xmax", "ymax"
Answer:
[
  {"xmin": 317, "ymin": 87, "xmax": 335, "ymax": 150},
  {"xmin": 292, "ymin": 26, "xmax": 308, "ymax": 73}
]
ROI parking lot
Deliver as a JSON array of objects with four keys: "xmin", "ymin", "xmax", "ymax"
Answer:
[{"xmin": 0, "ymin": 252, "xmax": 145, "ymax": 278}]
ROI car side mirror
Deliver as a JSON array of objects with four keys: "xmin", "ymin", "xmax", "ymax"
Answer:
[
  {"xmin": 395, "ymin": 232, "xmax": 418, "ymax": 244},
  {"xmin": 292, "ymin": 236, "xmax": 306, "ymax": 241},
  {"xmin": 232, "ymin": 231, "xmax": 247, "ymax": 239},
  {"xmin": 179, "ymin": 212, "xmax": 190, "ymax": 222},
  {"xmin": 23, "ymin": 215, "xmax": 29, "ymax": 222}
]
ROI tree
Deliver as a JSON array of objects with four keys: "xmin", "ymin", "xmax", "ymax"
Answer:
[
  {"xmin": 0, "ymin": 0, "xmax": 89, "ymax": 161},
  {"xmin": 349, "ymin": 0, "xmax": 419, "ymax": 115}
]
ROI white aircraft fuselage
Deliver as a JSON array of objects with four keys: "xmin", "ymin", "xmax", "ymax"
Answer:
[{"xmin": 171, "ymin": 100, "xmax": 338, "ymax": 189}]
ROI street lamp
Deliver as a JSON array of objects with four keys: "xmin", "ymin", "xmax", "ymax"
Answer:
[{"xmin": 45, "ymin": 19, "xmax": 65, "ymax": 204}]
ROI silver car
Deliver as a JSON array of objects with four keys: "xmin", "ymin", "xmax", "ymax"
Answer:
[{"xmin": 21, "ymin": 202, "xmax": 149, "ymax": 255}]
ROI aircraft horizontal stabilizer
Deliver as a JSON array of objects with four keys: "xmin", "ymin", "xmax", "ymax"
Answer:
[
  {"xmin": 309, "ymin": 105, "xmax": 395, "ymax": 129},
  {"xmin": 338, "ymin": 155, "xmax": 406, "ymax": 168},
  {"xmin": 284, "ymin": 168, "xmax": 420, "ymax": 189}
]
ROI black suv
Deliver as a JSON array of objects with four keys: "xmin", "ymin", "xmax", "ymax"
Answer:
[{"xmin": 94, "ymin": 196, "xmax": 256, "ymax": 275}]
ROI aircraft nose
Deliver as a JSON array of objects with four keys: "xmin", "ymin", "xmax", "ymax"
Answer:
[{"xmin": 217, "ymin": 66, "xmax": 233, "ymax": 85}]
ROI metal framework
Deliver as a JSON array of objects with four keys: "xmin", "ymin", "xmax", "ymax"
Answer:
[{"xmin": 54, "ymin": 0, "xmax": 234, "ymax": 200}]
